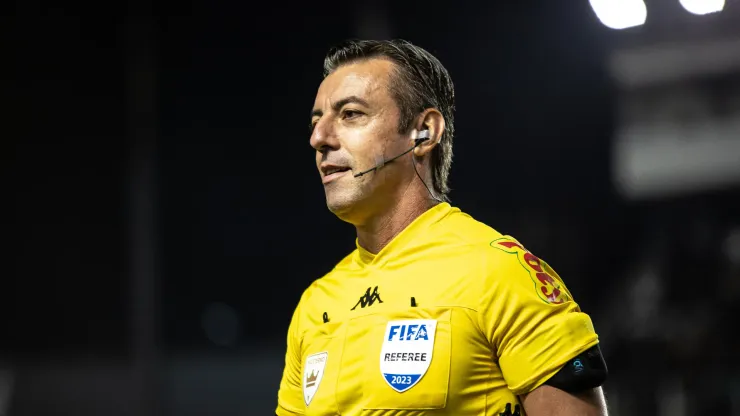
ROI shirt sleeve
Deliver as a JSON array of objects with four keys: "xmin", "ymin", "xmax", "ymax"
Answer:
[
  {"xmin": 276, "ymin": 296, "xmax": 306, "ymax": 416},
  {"xmin": 478, "ymin": 236, "xmax": 600, "ymax": 396}
]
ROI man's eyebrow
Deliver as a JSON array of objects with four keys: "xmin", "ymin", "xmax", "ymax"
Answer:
[{"xmin": 310, "ymin": 95, "xmax": 370, "ymax": 119}]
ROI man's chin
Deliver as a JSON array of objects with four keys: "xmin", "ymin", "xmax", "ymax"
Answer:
[
  {"xmin": 326, "ymin": 197, "xmax": 353, "ymax": 216},
  {"xmin": 325, "ymin": 193, "xmax": 365, "ymax": 224}
]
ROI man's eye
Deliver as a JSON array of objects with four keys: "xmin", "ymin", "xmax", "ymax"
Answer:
[{"xmin": 343, "ymin": 110, "xmax": 362, "ymax": 119}]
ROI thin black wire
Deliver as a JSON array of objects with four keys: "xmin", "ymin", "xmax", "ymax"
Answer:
[{"xmin": 411, "ymin": 149, "xmax": 443, "ymax": 203}]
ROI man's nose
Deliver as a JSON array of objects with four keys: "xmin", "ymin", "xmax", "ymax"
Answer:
[{"xmin": 309, "ymin": 117, "xmax": 339, "ymax": 152}]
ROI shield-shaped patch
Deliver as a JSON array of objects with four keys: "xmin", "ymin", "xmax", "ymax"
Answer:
[
  {"xmin": 379, "ymin": 319, "xmax": 437, "ymax": 393},
  {"xmin": 303, "ymin": 351, "xmax": 327, "ymax": 406}
]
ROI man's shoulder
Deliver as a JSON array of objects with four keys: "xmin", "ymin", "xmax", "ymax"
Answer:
[
  {"xmin": 438, "ymin": 208, "xmax": 504, "ymax": 247},
  {"xmin": 442, "ymin": 212, "xmax": 547, "ymax": 281},
  {"xmin": 440, "ymin": 210, "xmax": 533, "ymax": 264},
  {"xmin": 428, "ymin": 209, "xmax": 541, "ymax": 284},
  {"xmin": 295, "ymin": 251, "xmax": 358, "ymax": 304},
  {"xmin": 318, "ymin": 249, "xmax": 359, "ymax": 284}
]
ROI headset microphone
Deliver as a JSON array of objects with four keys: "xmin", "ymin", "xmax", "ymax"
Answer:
[{"xmin": 353, "ymin": 130, "xmax": 430, "ymax": 178}]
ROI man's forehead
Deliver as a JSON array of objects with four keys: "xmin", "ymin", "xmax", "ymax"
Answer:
[{"xmin": 315, "ymin": 59, "xmax": 394, "ymax": 107}]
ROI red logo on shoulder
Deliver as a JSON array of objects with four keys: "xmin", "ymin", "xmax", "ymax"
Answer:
[{"xmin": 490, "ymin": 237, "xmax": 570, "ymax": 305}]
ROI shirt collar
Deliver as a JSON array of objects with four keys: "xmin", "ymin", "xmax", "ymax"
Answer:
[{"xmin": 352, "ymin": 202, "xmax": 455, "ymax": 269}]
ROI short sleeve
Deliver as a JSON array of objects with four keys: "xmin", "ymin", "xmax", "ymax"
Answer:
[
  {"xmin": 276, "ymin": 297, "xmax": 305, "ymax": 415},
  {"xmin": 478, "ymin": 236, "xmax": 599, "ymax": 395}
]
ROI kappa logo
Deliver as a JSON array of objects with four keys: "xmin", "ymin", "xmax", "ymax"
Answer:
[
  {"xmin": 490, "ymin": 237, "xmax": 570, "ymax": 304},
  {"xmin": 351, "ymin": 286, "xmax": 383, "ymax": 310},
  {"xmin": 303, "ymin": 352, "xmax": 327, "ymax": 406},
  {"xmin": 379, "ymin": 319, "xmax": 437, "ymax": 393}
]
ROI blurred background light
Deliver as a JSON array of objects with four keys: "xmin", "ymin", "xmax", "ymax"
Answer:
[
  {"xmin": 201, "ymin": 302, "xmax": 241, "ymax": 348},
  {"xmin": 589, "ymin": 0, "xmax": 647, "ymax": 29},
  {"xmin": 679, "ymin": 0, "xmax": 725, "ymax": 15}
]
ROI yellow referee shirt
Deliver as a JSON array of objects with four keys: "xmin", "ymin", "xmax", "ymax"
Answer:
[{"xmin": 276, "ymin": 203, "xmax": 599, "ymax": 416}]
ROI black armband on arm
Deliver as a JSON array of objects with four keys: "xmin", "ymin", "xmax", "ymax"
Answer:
[{"xmin": 543, "ymin": 344, "xmax": 608, "ymax": 393}]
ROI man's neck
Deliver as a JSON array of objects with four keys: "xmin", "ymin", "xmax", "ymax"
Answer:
[{"xmin": 355, "ymin": 191, "xmax": 439, "ymax": 255}]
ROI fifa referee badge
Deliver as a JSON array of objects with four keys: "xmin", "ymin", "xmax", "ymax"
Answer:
[{"xmin": 380, "ymin": 320, "xmax": 437, "ymax": 392}]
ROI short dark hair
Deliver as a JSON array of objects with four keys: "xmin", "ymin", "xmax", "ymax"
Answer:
[{"xmin": 323, "ymin": 39, "xmax": 456, "ymax": 201}]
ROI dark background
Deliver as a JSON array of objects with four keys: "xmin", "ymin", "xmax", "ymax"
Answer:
[{"xmin": 5, "ymin": 0, "xmax": 740, "ymax": 415}]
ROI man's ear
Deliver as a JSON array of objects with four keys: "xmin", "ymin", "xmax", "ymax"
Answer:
[{"xmin": 412, "ymin": 108, "xmax": 445, "ymax": 157}]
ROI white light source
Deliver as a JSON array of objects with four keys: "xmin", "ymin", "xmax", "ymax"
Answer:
[
  {"xmin": 679, "ymin": 0, "xmax": 724, "ymax": 15},
  {"xmin": 589, "ymin": 0, "xmax": 647, "ymax": 30}
]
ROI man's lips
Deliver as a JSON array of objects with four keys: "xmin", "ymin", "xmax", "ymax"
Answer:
[
  {"xmin": 322, "ymin": 168, "xmax": 351, "ymax": 184},
  {"xmin": 320, "ymin": 163, "xmax": 351, "ymax": 184}
]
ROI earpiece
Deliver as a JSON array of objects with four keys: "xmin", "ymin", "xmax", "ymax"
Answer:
[{"xmin": 414, "ymin": 129, "xmax": 430, "ymax": 146}]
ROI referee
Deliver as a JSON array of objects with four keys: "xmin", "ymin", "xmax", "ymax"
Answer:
[{"xmin": 276, "ymin": 39, "xmax": 609, "ymax": 416}]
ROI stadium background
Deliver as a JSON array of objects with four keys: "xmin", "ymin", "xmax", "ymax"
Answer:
[{"xmin": 4, "ymin": 0, "xmax": 740, "ymax": 415}]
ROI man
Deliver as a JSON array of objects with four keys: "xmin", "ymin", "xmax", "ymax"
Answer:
[{"xmin": 276, "ymin": 39, "xmax": 608, "ymax": 416}]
